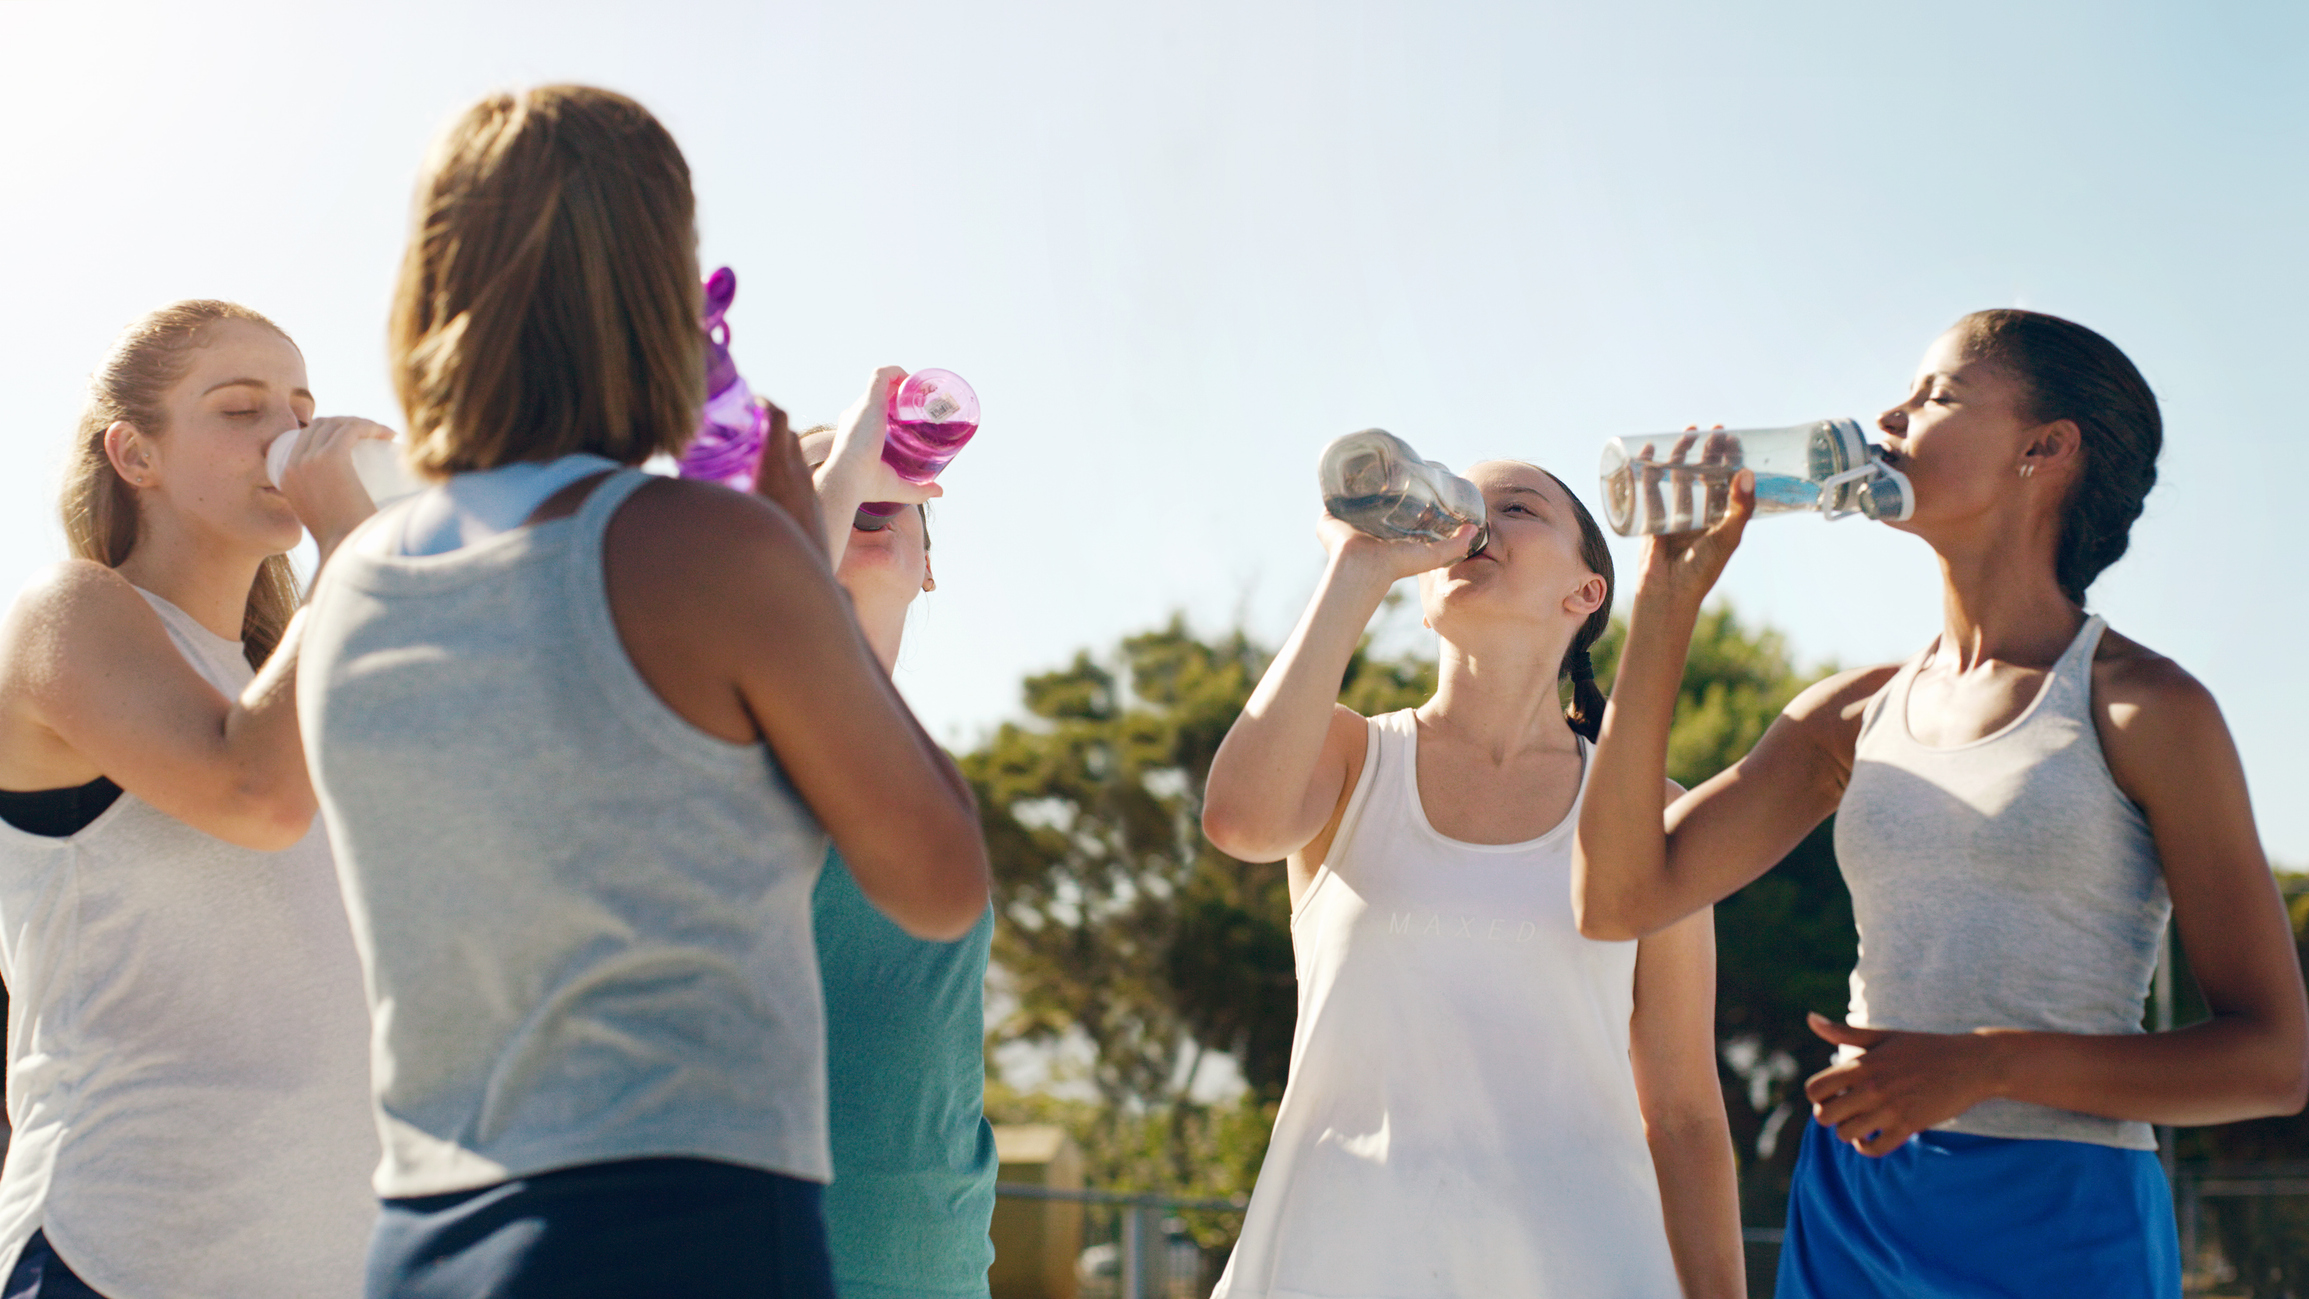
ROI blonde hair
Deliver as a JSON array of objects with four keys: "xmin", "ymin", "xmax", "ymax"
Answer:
[
  {"xmin": 390, "ymin": 85, "xmax": 703, "ymax": 474},
  {"xmin": 62, "ymin": 301, "xmax": 301, "ymax": 669}
]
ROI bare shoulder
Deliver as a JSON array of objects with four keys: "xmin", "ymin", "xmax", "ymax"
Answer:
[
  {"xmin": 2089, "ymin": 627, "xmax": 2227, "ymax": 753},
  {"xmin": 603, "ymin": 477, "xmax": 824, "ymax": 595},
  {"xmin": 1778, "ymin": 662, "xmax": 1904, "ymax": 743},
  {"xmin": 2, "ymin": 560, "xmax": 153, "ymax": 656}
]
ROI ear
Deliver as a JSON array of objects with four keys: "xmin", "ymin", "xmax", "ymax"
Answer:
[
  {"xmin": 104, "ymin": 420, "xmax": 155, "ymax": 488},
  {"xmin": 2020, "ymin": 417, "xmax": 2082, "ymax": 478},
  {"xmin": 1564, "ymin": 572, "xmax": 1607, "ymax": 618}
]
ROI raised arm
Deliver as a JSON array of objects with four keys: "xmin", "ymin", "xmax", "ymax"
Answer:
[
  {"xmin": 1201, "ymin": 515, "xmax": 1472, "ymax": 879},
  {"xmin": 0, "ymin": 563, "xmax": 318, "ymax": 850},
  {"xmin": 604, "ymin": 434, "xmax": 987, "ymax": 942},
  {"xmin": 0, "ymin": 422, "xmax": 388, "ymax": 852},
  {"xmin": 808, "ymin": 368, "xmax": 941, "ymax": 568}
]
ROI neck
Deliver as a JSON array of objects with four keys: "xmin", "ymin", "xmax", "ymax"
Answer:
[
  {"xmin": 851, "ymin": 591, "xmax": 909, "ymax": 674},
  {"xmin": 1419, "ymin": 627, "xmax": 1580, "ymax": 762},
  {"xmin": 1924, "ymin": 511, "xmax": 2082, "ymax": 670},
  {"xmin": 112, "ymin": 513, "xmax": 266, "ymax": 642}
]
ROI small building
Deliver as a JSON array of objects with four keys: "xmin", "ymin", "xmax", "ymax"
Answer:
[{"xmin": 990, "ymin": 1124, "xmax": 1085, "ymax": 1299}]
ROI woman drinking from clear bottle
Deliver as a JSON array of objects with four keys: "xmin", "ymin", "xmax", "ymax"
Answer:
[
  {"xmin": 1201, "ymin": 461, "xmax": 1744, "ymax": 1297},
  {"xmin": 0, "ymin": 301, "xmax": 388, "ymax": 1296},
  {"xmin": 1575, "ymin": 309, "xmax": 2309, "ymax": 1297}
]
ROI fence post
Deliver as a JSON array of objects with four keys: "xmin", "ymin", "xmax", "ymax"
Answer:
[{"xmin": 1120, "ymin": 1199, "xmax": 1143, "ymax": 1299}]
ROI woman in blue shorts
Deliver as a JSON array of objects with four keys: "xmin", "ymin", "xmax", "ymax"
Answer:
[{"xmin": 1573, "ymin": 309, "xmax": 2309, "ymax": 1298}]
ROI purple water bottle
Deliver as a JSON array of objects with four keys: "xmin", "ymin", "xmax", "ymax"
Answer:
[
  {"xmin": 677, "ymin": 266, "xmax": 770, "ymax": 491},
  {"xmin": 854, "ymin": 369, "xmax": 980, "ymax": 531}
]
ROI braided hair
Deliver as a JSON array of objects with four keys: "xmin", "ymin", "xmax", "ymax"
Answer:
[{"xmin": 1537, "ymin": 469, "xmax": 1614, "ymax": 741}]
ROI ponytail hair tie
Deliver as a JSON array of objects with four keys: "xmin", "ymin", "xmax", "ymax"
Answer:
[{"xmin": 1567, "ymin": 647, "xmax": 1596, "ymax": 682}]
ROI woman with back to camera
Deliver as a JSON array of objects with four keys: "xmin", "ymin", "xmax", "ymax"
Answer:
[
  {"xmin": 1574, "ymin": 309, "xmax": 2309, "ymax": 1297},
  {"xmin": 296, "ymin": 86, "xmax": 989, "ymax": 1298},
  {"xmin": 799, "ymin": 423, "xmax": 999, "ymax": 1299},
  {"xmin": 0, "ymin": 301, "xmax": 389, "ymax": 1296},
  {"xmin": 1200, "ymin": 460, "xmax": 1745, "ymax": 1297}
]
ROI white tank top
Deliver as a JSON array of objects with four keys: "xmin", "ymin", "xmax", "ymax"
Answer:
[
  {"xmin": 1836, "ymin": 614, "xmax": 2169, "ymax": 1149},
  {"xmin": 0, "ymin": 590, "xmax": 376, "ymax": 1297},
  {"xmin": 1214, "ymin": 711, "xmax": 1680, "ymax": 1299}
]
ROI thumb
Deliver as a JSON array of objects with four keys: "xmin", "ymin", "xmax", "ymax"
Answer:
[
  {"xmin": 1808, "ymin": 1012, "xmax": 1885, "ymax": 1048},
  {"xmin": 1716, "ymin": 467, "xmax": 1757, "ymax": 536}
]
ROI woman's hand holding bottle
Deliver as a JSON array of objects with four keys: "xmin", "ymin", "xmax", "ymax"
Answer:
[
  {"xmin": 1316, "ymin": 510, "xmax": 1479, "ymax": 598},
  {"xmin": 1627, "ymin": 427, "xmax": 1758, "ymax": 619},
  {"xmin": 812, "ymin": 367, "xmax": 943, "ymax": 563},
  {"xmin": 272, "ymin": 416, "xmax": 397, "ymax": 564}
]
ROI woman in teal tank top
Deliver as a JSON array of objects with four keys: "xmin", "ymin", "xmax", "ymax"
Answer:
[{"xmin": 803, "ymin": 420, "xmax": 998, "ymax": 1298}]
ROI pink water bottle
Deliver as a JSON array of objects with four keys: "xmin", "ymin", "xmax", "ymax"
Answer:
[
  {"xmin": 855, "ymin": 369, "xmax": 979, "ymax": 531},
  {"xmin": 677, "ymin": 267, "xmax": 770, "ymax": 491}
]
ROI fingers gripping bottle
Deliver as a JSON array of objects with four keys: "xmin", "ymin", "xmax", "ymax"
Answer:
[
  {"xmin": 1319, "ymin": 429, "xmax": 1489, "ymax": 557},
  {"xmin": 677, "ymin": 266, "xmax": 772, "ymax": 492},
  {"xmin": 264, "ymin": 429, "xmax": 424, "ymax": 506},
  {"xmin": 853, "ymin": 368, "xmax": 981, "ymax": 532},
  {"xmin": 1596, "ymin": 418, "xmax": 1915, "ymax": 537}
]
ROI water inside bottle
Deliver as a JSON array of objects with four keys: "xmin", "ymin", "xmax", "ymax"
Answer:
[
  {"xmin": 882, "ymin": 419, "xmax": 977, "ymax": 484},
  {"xmin": 1598, "ymin": 419, "xmax": 1878, "ymax": 535}
]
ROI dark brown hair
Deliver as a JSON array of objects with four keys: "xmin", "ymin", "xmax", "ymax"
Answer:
[
  {"xmin": 391, "ymin": 85, "xmax": 703, "ymax": 474},
  {"xmin": 63, "ymin": 301, "xmax": 301, "ymax": 669},
  {"xmin": 1537, "ymin": 468, "xmax": 1614, "ymax": 742},
  {"xmin": 1954, "ymin": 309, "xmax": 2161, "ymax": 603}
]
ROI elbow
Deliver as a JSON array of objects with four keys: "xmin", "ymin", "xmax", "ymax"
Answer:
[
  {"xmin": 2266, "ymin": 1039, "xmax": 2309, "ymax": 1118},
  {"xmin": 884, "ymin": 830, "xmax": 993, "ymax": 943},
  {"xmin": 1572, "ymin": 885, "xmax": 1645, "ymax": 944},
  {"xmin": 1200, "ymin": 804, "xmax": 1255, "ymax": 864},
  {"xmin": 225, "ymin": 778, "xmax": 319, "ymax": 853}
]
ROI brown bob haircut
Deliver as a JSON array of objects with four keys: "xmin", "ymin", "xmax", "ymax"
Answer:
[{"xmin": 390, "ymin": 85, "xmax": 703, "ymax": 474}]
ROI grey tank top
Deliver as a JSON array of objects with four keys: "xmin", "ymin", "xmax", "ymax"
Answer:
[
  {"xmin": 1835, "ymin": 615, "xmax": 2168, "ymax": 1149},
  {"xmin": 301, "ymin": 469, "xmax": 834, "ymax": 1197}
]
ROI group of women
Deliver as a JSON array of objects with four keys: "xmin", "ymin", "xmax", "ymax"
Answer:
[{"xmin": 0, "ymin": 80, "xmax": 2295, "ymax": 1299}]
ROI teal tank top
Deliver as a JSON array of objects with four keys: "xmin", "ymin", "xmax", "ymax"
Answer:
[{"xmin": 814, "ymin": 846, "xmax": 997, "ymax": 1297}]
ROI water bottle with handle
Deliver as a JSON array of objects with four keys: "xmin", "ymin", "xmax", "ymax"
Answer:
[
  {"xmin": 265, "ymin": 426, "xmax": 424, "ymax": 507},
  {"xmin": 677, "ymin": 266, "xmax": 771, "ymax": 492},
  {"xmin": 1596, "ymin": 418, "xmax": 1914, "ymax": 537},
  {"xmin": 1318, "ymin": 429, "xmax": 1489, "ymax": 558},
  {"xmin": 854, "ymin": 368, "xmax": 980, "ymax": 532}
]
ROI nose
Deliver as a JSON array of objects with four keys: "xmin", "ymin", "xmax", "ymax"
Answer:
[{"xmin": 1877, "ymin": 408, "xmax": 1907, "ymax": 438}]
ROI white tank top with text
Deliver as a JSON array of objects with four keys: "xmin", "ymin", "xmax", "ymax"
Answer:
[{"xmin": 1214, "ymin": 710, "xmax": 1679, "ymax": 1299}]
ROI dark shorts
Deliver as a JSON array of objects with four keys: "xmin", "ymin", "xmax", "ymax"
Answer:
[
  {"xmin": 1778, "ymin": 1117, "xmax": 2181, "ymax": 1299},
  {"xmin": 369, "ymin": 1157, "xmax": 836, "ymax": 1299},
  {"xmin": 4, "ymin": 1231, "xmax": 106, "ymax": 1299}
]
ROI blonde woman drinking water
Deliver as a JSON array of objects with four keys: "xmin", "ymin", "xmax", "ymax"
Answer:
[
  {"xmin": 0, "ymin": 302, "xmax": 387, "ymax": 1297},
  {"xmin": 1202, "ymin": 461, "xmax": 1743, "ymax": 1298}
]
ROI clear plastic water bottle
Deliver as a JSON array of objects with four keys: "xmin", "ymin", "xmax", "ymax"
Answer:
[
  {"xmin": 1318, "ymin": 429, "xmax": 1488, "ymax": 556},
  {"xmin": 265, "ymin": 427, "xmax": 425, "ymax": 506},
  {"xmin": 677, "ymin": 266, "xmax": 771, "ymax": 492},
  {"xmin": 1596, "ymin": 418, "xmax": 1914, "ymax": 537},
  {"xmin": 854, "ymin": 368, "xmax": 980, "ymax": 532}
]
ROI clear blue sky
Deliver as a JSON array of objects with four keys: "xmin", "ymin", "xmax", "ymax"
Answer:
[{"xmin": 3, "ymin": 1, "xmax": 2303, "ymax": 861}]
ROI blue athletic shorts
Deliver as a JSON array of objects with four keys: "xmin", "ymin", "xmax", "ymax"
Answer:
[
  {"xmin": 3, "ymin": 1232, "xmax": 104, "ymax": 1299},
  {"xmin": 1777, "ymin": 1117, "xmax": 2181, "ymax": 1299},
  {"xmin": 368, "ymin": 1156, "xmax": 836, "ymax": 1299}
]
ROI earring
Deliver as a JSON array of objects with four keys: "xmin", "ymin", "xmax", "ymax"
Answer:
[{"xmin": 2019, "ymin": 463, "xmax": 2035, "ymax": 479}]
